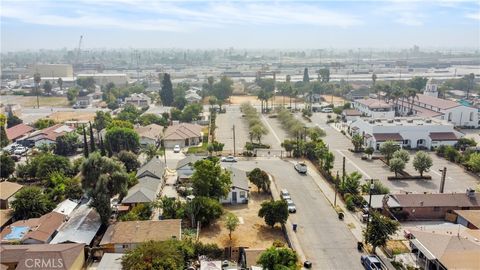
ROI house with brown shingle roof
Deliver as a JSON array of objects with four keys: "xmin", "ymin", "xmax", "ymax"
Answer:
[
  {"xmin": 386, "ymin": 191, "xmax": 480, "ymax": 220},
  {"xmin": 134, "ymin": 124, "xmax": 163, "ymax": 146},
  {"xmin": 20, "ymin": 124, "xmax": 75, "ymax": 148},
  {"xmin": 409, "ymin": 230, "xmax": 480, "ymax": 270},
  {"xmin": 99, "ymin": 219, "xmax": 182, "ymax": 253},
  {"xmin": 163, "ymin": 123, "xmax": 202, "ymax": 148},
  {"xmin": 1, "ymin": 212, "xmax": 66, "ymax": 244},
  {"xmin": 5, "ymin": 124, "xmax": 34, "ymax": 142},
  {"xmin": 0, "ymin": 243, "xmax": 85, "ymax": 270},
  {"xmin": 0, "ymin": 182, "xmax": 23, "ymax": 209}
]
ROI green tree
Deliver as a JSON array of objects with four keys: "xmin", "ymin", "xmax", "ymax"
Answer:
[
  {"xmin": 143, "ymin": 144, "xmax": 161, "ymax": 161},
  {"xmin": 117, "ymin": 104, "xmax": 141, "ymax": 124},
  {"xmin": 82, "ymin": 125, "xmax": 89, "ymax": 157},
  {"xmin": 351, "ymin": 134, "xmax": 364, "ymax": 152},
  {"xmin": 22, "ymin": 152, "xmax": 72, "ymax": 180},
  {"xmin": 379, "ymin": 141, "xmax": 399, "ymax": 165},
  {"xmin": 408, "ymin": 76, "xmax": 428, "ymax": 91},
  {"xmin": 412, "ymin": 151, "xmax": 433, "ymax": 177},
  {"xmin": 0, "ymin": 114, "xmax": 9, "ymax": 147},
  {"xmin": 105, "ymin": 127, "xmax": 140, "ymax": 154},
  {"xmin": 248, "ymin": 168, "xmax": 270, "ymax": 193},
  {"xmin": 389, "ymin": 158, "xmax": 405, "ymax": 177},
  {"xmin": 138, "ymin": 113, "xmax": 168, "ymax": 126},
  {"xmin": 191, "ymin": 159, "xmax": 231, "ymax": 199},
  {"xmin": 34, "ymin": 73, "xmax": 41, "ymax": 108},
  {"xmin": 258, "ymin": 200, "xmax": 289, "ymax": 227},
  {"xmin": 212, "ymin": 76, "xmax": 233, "ymax": 101},
  {"xmin": 339, "ymin": 171, "xmax": 362, "ymax": 195},
  {"xmin": 224, "ymin": 212, "xmax": 240, "ymax": 241},
  {"xmin": 11, "ymin": 186, "xmax": 54, "ymax": 220},
  {"xmin": 372, "ymin": 73, "xmax": 377, "ymax": 86},
  {"xmin": 81, "ymin": 152, "xmax": 129, "ymax": 224},
  {"xmin": 44, "ymin": 172, "xmax": 83, "ymax": 202},
  {"xmin": 67, "ymin": 87, "xmax": 80, "ymax": 104},
  {"xmin": 6, "ymin": 114, "xmax": 22, "ymax": 128},
  {"xmin": 54, "ymin": 132, "xmax": 79, "ymax": 156},
  {"xmin": 57, "ymin": 77, "xmax": 63, "ymax": 91},
  {"xmin": 119, "ymin": 203, "xmax": 152, "ymax": 221},
  {"xmin": 186, "ymin": 196, "xmax": 223, "ymax": 227},
  {"xmin": 158, "ymin": 196, "xmax": 184, "ymax": 219},
  {"xmin": 364, "ymin": 211, "xmax": 400, "ymax": 254},
  {"xmin": 89, "ymin": 122, "xmax": 96, "ymax": 152},
  {"xmin": 116, "ymin": 151, "xmax": 140, "ymax": 172},
  {"xmin": 209, "ymin": 96, "xmax": 217, "ymax": 110},
  {"xmin": 0, "ymin": 153, "xmax": 15, "ymax": 179},
  {"xmin": 76, "ymin": 76, "xmax": 95, "ymax": 90},
  {"xmin": 303, "ymin": 68, "xmax": 310, "ymax": 83},
  {"xmin": 392, "ymin": 149, "xmax": 410, "ymax": 163},
  {"xmin": 94, "ymin": 111, "xmax": 112, "ymax": 131},
  {"xmin": 257, "ymin": 246, "xmax": 298, "ymax": 270},
  {"xmin": 455, "ymin": 137, "xmax": 477, "ymax": 150},
  {"xmin": 33, "ymin": 118, "xmax": 56, "ymax": 129},
  {"xmin": 250, "ymin": 124, "xmax": 268, "ymax": 143},
  {"xmin": 467, "ymin": 153, "xmax": 480, "ymax": 173},
  {"xmin": 107, "ymin": 119, "xmax": 134, "ymax": 130},
  {"xmin": 43, "ymin": 80, "xmax": 52, "ymax": 95},
  {"xmin": 319, "ymin": 68, "xmax": 330, "ymax": 82},
  {"xmin": 160, "ymin": 73, "xmax": 174, "ymax": 106},
  {"xmin": 122, "ymin": 240, "xmax": 185, "ymax": 270}
]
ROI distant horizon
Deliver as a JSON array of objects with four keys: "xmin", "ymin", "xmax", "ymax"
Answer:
[{"xmin": 1, "ymin": 0, "xmax": 479, "ymax": 52}]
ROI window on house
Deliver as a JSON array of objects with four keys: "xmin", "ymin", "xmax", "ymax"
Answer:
[
  {"xmin": 448, "ymin": 113, "xmax": 452, "ymax": 121},
  {"xmin": 470, "ymin": 112, "xmax": 474, "ymax": 121},
  {"xmin": 122, "ymin": 244, "xmax": 129, "ymax": 249},
  {"xmin": 240, "ymin": 191, "xmax": 246, "ymax": 198}
]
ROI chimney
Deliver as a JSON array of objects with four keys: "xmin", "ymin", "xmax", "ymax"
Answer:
[{"xmin": 419, "ymin": 201, "xmax": 424, "ymax": 206}]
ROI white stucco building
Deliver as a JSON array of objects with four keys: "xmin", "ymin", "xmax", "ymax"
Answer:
[
  {"xmin": 350, "ymin": 118, "xmax": 464, "ymax": 151},
  {"xmin": 352, "ymin": 99, "xmax": 395, "ymax": 118},
  {"xmin": 124, "ymin": 93, "xmax": 151, "ymax": 108},
  {"xmin": 397, "ymin": 80, "xmax": 479, "ymax": 128}
]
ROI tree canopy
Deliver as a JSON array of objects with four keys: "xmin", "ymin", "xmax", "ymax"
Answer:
[
  {"xmin": 0, "ymin": 153, "xmax": 15, "ymax": 179},
  {"xmin": 257, "ymin": 246, "xmax": 298, "ymax": 270},
  {"xmin": 105, "ymin": 127, "xmax": 140, "ymax": 154},
  {"xmin": 191, "ymin": 159, "xmax": 231, "ymax": 199},
  {"xmin": 364, "ymin": 211, "xmax": 400, "ymax": 253},
  {"xmin": 258, "ymin": 200, "xmax": 289, "ymax": 227},
  {"xmin": 412, "ymin": 151, "xmax": 433, "ymax": 177},
  {"xmin": 160, "ymin": 73, "xmax": 174, "ymax": 106},
  {"xmin": 248, "ymin": 168, "xmax": 270, "ymax": 193},
  {"xmin": 11, "ymin": 186, "xmax": 55, "ymax": 220}
]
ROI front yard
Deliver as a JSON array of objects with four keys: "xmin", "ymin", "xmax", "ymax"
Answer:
[{"xmin": 199, "ymin": 190, "xmax": 286, "ymax": 249}]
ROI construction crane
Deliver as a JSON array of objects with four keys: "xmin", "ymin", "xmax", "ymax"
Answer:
[{"xmin": 74, "ymin": 35, "xmax": 83, "ymax": 68}]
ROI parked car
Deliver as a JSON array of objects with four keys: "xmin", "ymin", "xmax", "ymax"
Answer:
[
  {"xmin": 4, "ymin": 143, "xmax": 19, "ymax": 154},
  {"xmin": 13, "ymin": 146, "xmax": 28, "ymax": 155},
  {"xmin": 280, "ymin": 189, "xmax": 290, "ymax": 200},
  {"xmin": 282, "ymin": 194, "xmax": 292, "ymax": 201},
  {"xmin": 221, "ymin": 156, "xmax": 237, "ymax": 162},
  {"xmin": 173, "ymin": 145, "xmax": 181, "ymax": 153},
  {"xmin": 360, "ymin": 255, "xmax": 383, "ymax": 270},
  {"xmin": 286, "ymin": 199, "xmax": 297, "ymax": 213},
  {"xmin": 321, "ymin": 107, "xmax": 333, "ymax": 113},
  {"xmin": 294, "ymin": 162, "xmax": 307, "ymax": 174}
]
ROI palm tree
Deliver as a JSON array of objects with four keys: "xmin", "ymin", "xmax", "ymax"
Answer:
[
  {"xmin": 391, "ymin": 88, "xmax": 403, "ymax": 116},
  {"xmin": 372, "ymin": 73, "xmax": 377, "ymax": 87},
  {"xmin": 407, "ymin": 88, "xmax": 418, "ymax": 115},
  {"xmin": 57, "ymin": 77, "xmax": 63, "ymax": 91},
  {"xmin": 34, "ymin": 73, "xmax": 41, "ymax": 108}
]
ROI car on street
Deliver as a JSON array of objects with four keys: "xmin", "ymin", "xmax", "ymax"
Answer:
[
  {"xmin": 173, "ymin": 145, "xmax": 181, "ymax": 153},
  {"xmin": 294, "ymin": 162, "xmax": 307, "ymax": 174},
  {"xmin": 286, "ymin": 199, "xmax": 297, "ymax": 213},
  {"xmin": 221, "ymin": 156, "xmax": 237, "ymax": 162},
  {"xmin": 280, "ymin": 189, "xmax": 290, "ymax": 200},
  {"xmin": 13, "ymin": 146, "xmax": 28, "ymax": 155},
  {"xmin": 360, "ymin": 255, "xmax": 383, "ymax": 270},
  {"xmin": 320, "ymin": 107, "xmax": 333, "ymax": 113}
]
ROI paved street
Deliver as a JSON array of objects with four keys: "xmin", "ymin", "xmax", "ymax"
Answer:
[{"xmin": 231, "ymin": 159, "xmax": 363, "ymax": 270}]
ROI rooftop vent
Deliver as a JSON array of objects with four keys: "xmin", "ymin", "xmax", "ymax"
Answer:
[
  {"xmin": 407, "ymin": 120, "xmax": 414, "ymax": 123},
  {"xmin": 387, "ymin": 120, "xmax": 394, "ymax": 123}
]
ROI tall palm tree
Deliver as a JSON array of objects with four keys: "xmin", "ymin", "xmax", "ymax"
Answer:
[{"xmin": 33, "ymin": 73, "xmax": 41, "ymax": 108}]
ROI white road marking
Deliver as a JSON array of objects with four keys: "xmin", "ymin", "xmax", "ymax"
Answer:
[
  {"xmin": 430, "ymin": 168, "xmax": 453, "ymax": 180},
  {"xmin": 261, "ymin": 114, "xmax": 282, "ymax": 144},
  {"xmin": 335, "ymin": 150, "xmax": 372, "ymax": 179}
]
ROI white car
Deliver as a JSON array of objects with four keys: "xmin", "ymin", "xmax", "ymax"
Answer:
[
  {"xmin": 221, "ymin": 156, "xmax": 237, "ymax": 162},
  {"xmin": 294, "ymin": 162, "xmax": 307, "ymax": 174},
  {"xmin": 321, "ymin": 107, "xmax": 333, "ymax": 113},
  {"xmin": 286, "ymin": 199, "xmax": 297, "ymax": 213},
  {"xmin": 280, "ymin": 189, "xmax": 290, "ymax": 200},
  {"xmin": 173, "ymin": 145, "xmax": 181, "ymax": 153},
  {"xmin": 13, "ymin": 146, "xmax": 28, "ymax": 155}
]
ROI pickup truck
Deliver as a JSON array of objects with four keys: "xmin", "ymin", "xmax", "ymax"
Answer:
[{"xmin": 360, "ymin": 255, "xmax": 383, "ymax": 270}]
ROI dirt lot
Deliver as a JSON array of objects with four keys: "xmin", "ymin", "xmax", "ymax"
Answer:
[
  {"xmin": 320, "ymin": 95, "xmax": 347, "ymax": 106},
  {"xmin": 48, "ymin": 111, "xmax": 96, "ymax": 122},
  {"xmin": 229, "ymin": 95, "xmax": 301, "ymax": 106},
  {"xmin": 199, "ymin": 190, "xmax": 286, "ymax": 249},
  {"xmin": 1, "ymin": 95, "xmax": 69, "ymax": 108}
]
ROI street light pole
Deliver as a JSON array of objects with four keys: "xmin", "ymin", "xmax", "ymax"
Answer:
[
  {"xmin": 334, "ymin": 171, "xmax": 339, "ymax": 207},
  {"xmin": 232, "ymin": 125, "xmax": 236, "ymax": 157},
  {"xmin": 366, "ymin": 179, "xmax": 374, "ymax": 233}
]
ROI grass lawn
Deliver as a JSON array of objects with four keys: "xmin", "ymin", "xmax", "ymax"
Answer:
[
  {"xmin": 187, "ymin": 142, "xmax": 208, "ymax": 154},
  {"xmin": 4, "ymin": 96, "xmax": 70, "ymax": 108}
]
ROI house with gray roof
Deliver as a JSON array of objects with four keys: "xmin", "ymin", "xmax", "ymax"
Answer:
[
  {"xmin": 136, "ymin": 157, "xmax": 166, "ymax": 180},
  {"xmin": 50, "ymin": 203, "xmax": 101, "ymax": 245},
  {"xmin": 121, "ymin": 176, "xmax": 163, "ymax": 206},
  {"xmin": 176, "ymin": 155, "xmax": 206, "ymax": 181},
  {"xmin": 221, "ymin": 167, "xmax": 249, "ymax": 204}
]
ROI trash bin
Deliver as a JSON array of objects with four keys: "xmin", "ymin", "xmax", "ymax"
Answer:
[
  {"xmin": 292, "ymin": 224, "xmax": 297, "ymax": 232},
  {"xmin": 303, "ymin": 261, "xmax": 312, "ymax": 268},
  {"xmin": 357, "ymin": 242, "xmax": 364, "ymax": 251},
  {"xmin": 338, "ymin": 212, "xmax": 344, "ymax": 220}
]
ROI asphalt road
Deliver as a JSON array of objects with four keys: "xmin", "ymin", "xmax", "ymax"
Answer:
[{"xmin": 231, "ymin": 159, "xmax": 363, "ymax": 270}]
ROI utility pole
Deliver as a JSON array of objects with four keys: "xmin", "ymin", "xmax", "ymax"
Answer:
[
  {"xmin": 334, "ymin": 171, "xmax": 339, "ymax": 207},
  {"xmin": 232, "ymin": 125, "xmax": 236, "ymax": 157},
  {"xmin": 342, "ymin": 156, "xmax": 346, "ymax": 184},
  {"xmin": 303, "ymin": 126, "xmax": 308, "ymax": 142},
  {"xmin": 439, "ymin": 167, "xmax": 447, "ymax": 193},
  {"xmin": 366, "ymin": 179, "xmax": 374, "ymax": 230}
]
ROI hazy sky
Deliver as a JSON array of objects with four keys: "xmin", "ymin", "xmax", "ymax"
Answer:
[{"xmin": 1, "ymin": 0, "xmax": 479, "ymax": 51}]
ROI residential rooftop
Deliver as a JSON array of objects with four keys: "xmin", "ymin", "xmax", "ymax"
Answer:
[{"xmin": 358, "ymin": 117, "xmax": 451, "ymax": 127}]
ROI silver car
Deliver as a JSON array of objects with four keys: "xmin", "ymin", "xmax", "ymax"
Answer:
[
  {"xmin": 294, "ymin": 162, "xmax": 307, "ymax": 174},
  {"xmin": 286, "ymin": 199, "xmax": 297, "ymax": 213}
]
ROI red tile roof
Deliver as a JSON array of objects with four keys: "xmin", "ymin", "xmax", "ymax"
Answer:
[
  {"xmin": 373, "ymin": 133, "xmax": 403, "ymax": 141},
  {"xmin": 6, "ymin": 124, "xmax": 34, "ymax": 141},
  {"xmin": 342, "ymin": 109, "xmax": 362, "ymax": 116},
  {"xmin": 393, "ymin": 193, "xmax": 480, "ymax": 208},
  {"xmin": 415, "ymin": 94, "xmax": 460, "ymax": 110},
  {"xmin": 429, "ymin": 132, "xmax": 458, "ymax": 141}
]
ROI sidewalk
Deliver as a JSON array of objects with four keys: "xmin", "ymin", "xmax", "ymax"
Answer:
[{"xmin": 303, "ymin": 159, "xmax": 396, "ymax": 270}]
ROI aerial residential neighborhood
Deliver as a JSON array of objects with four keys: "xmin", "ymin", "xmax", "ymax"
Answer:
[{"xmin": 1, "ymin": 1, "xmax": 479, "ymax": 270}]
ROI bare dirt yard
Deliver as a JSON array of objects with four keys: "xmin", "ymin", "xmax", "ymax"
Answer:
[
  {"xmin": 199, "ymin": 190, "xmax": 286, "ymax": 249},
  {"xmin": 229, "ymin": 95, "xmax": 301, "ymax": 106},
  {"xmin": 1, "ymin": 95, "xmax": 69, "ymax": 108},
  {"xmin": 320, "ymin": 95, "xmax": 347, "ymax": 106},
  {"xmin": 48, "ymin": 111, "xmax": 96, "ymax": 122}
]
